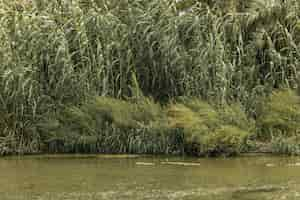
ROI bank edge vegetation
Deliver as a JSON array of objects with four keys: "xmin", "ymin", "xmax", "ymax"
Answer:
[{"xmin": 0, "ymin": 0, "xmax": 300, "ymax": 156}]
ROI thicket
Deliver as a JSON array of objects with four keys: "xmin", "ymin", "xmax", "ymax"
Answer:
[{"xmin": 0, "ymin": 0, "xmax": 299, "ymax": 156}]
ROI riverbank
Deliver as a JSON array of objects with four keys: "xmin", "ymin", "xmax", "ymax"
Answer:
[
  {"xmin": 0, "ymin": 152, "xmax": 288, "ymax": 159},
  {"xmin": 0, "ymin": 0, "xmax": 299, "ymax": 157},
  {"xmin": 1, "ymin": 90, "xmax": 300, "ymax": 157}
]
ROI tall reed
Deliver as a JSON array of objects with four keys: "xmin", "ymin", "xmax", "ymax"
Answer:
[{"xmin": 0, "ymin": 0, "xmax": 299, "ymax": 155}]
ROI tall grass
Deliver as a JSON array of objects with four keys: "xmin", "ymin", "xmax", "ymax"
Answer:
[{"xmin": 0, "ymin": 0, "xmax": 299, "ymax": 155}]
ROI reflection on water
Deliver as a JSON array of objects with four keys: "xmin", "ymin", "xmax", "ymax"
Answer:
[{"xmin": 1, "ymin": 155, "xmax": 300, "ymax": 200}]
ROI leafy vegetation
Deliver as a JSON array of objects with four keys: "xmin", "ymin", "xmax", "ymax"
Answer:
[
  {"xmin": 38, "ymin": 97, "xmax": 182, "ymax": 154},
  {"xmin": 257, "ymin": 90, "xmax": 300, "ymax": 139},
  {"xmin": 0, "ymin": 0, "xmax": 299, "ymax": 156},
  {"xmin": 167, "ymin": 99, "xmax": 253, "ymax": 156},
  {"xmin": 270, "ymin": 136, "xmax": 300, "ymax": 155},
  {"xmin": 36, "ymin": 97, "xmax": 251, "ymax": 156}
]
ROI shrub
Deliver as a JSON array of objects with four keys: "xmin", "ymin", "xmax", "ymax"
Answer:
[
  {"xmin": 257, "ymin": 89, "xmax": 300, "ymax": 140},
  {"xmin": 39, "ymin": 97, "xmax": 183, "ymax": 155},
  {"xmin": 271, "ymin": 136, "xmax": 300, "ymax": 156},
  {"xmin": 167, "ymin": 99, "xmax": 219, "ymax": 146},
  {"xmin": 167, "ymin": 98, "xmax": 252, "ymax": 156},
  {"xmin": 38, "ymin": 97, "xmax": 253, "ymax": 156},
  {"xmin": 201, "ymin": 125, "xmax": 250, "ymax": 156}
]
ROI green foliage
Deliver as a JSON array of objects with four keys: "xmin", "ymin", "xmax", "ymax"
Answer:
[
  {"xmin": 38, "ymin": 97, "xmax": 182, "ymax": 155},
  {"xmin": 258, "ymin": 89, "xmax": 300, "ymax": 139},
  {"xmin": 202, "ymin": 125, "xmax": 250, "ymax": 156},
  {"xmin": 271, "ymin": 136, "xmax": 300, "ymax": 155},
  {"xmin": 89, "ymin": 97, "xmax": 167, "ymax": 128},
  {"xmin": 36, "ymin": 97, "xmax": 253, "ymax": 156},
  {"xmin": 167, "ymin": 99, "xmax": 219, "ymax": 131},
  {"xmin": 218, "ymin": 103, "xmax": 255, "ymax": 131},
  {"xmin": 167, "ymin": 99, "xmax": 253, "ymax": 156},
  {"xmin": 0, "ymin": 0, "xmax": 299, "ymax": 156}
]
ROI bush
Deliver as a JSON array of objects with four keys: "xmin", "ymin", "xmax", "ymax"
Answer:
[
  {"xmin": 201, "ymin": 125, "xmax": 250, "ymax": 156},
  {"xmin": 167, "ymin": 98, "xmax": 253, "ymax": 156},
  {"xmin": 167, "ymin": 99, "xmax": 219, "ymax": 131},
  {"xmin": 39, "ymin": 97, "xmax": 183, "ymax": 155},
  {"xmin": 90, "ymin": 97, "xmax": 168, "ymax": 129},
  {"xmin": 271, "ymin": 136, "xmax": 300, "ymax": 156},
  {"xmin": 257, "ymin": 89, "xmax": 300, "ymax": 140},
  {"xmin": 37, "ymin": 97, "xmax": 253, "ymax": 156}
]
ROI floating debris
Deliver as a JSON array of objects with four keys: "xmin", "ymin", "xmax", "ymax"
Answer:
[
  {"xmin": 233, "ymin": 185, "xmax": 287, "ymax": 194},
  {"xmin": 265, "ymin": 163, "xmax": 276, "ymax": 167},
  {"xmin": 287, "ymin": 163, "xmax": 300, "ymax": 167},
  {"xmin": 97, "ymin": 154, "xmax": 140, "ymax": 159},
  {"xmin": 136, "ymin": 162, "xmax": 155, "ymax": 166},
  {"xmin": 161, "ymin": 162, "xmax": 201, "ymax": 166}
]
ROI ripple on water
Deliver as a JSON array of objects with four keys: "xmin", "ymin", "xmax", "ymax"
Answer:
[
  {"xmin": 1, "ymin": 156, "xmax": 300, "ymax": 200},
  {"xmin": 1, "ymin": 184, "xmax": 298, "ymax": 200}
]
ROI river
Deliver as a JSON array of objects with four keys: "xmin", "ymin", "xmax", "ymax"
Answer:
[{"xmin": 0, "ymin": 155, "xmax": 300, "ymax": 200}]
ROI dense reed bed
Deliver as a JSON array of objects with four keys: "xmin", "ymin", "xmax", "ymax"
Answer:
[{"xmin": 0, "ymin": 0, "xmax": 299, "ymax": 156}]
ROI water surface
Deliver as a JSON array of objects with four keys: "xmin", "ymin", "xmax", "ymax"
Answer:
[{"xmin": 1, "ymin": 155, "xmax": 300, "ymax": 200}]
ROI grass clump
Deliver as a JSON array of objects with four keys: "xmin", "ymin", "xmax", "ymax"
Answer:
[
  {"xmin": 167, "ymin": 99, "xmax": 219, "ymax": 133},
  {"xmin": 38, "ymin": 97, "xmax": 253, "ymax": 156},
  {"xmin": 257, "ymin": 89, "xmax": 300, "ymax": 140},
  {"xmin": 270, "ymin": 136, "xmax": 300, "ymax": 155},
  {"xmin": 39, "ymin": 97, "xmax": 183, "ymax": 155},
  {"xmin": 90, "ymin": 97, "xmax": 167, "ymax": 129},
  {"xmin": 202, "ymin": 126, "xmax": 250, "ymax": 156},
  {"xmin": 254, "ymin": 89, "xmax": 300, "ymax": 155},
  {"xmin": 167, "ymin": 99, "xmax": 253, "ymax": 156}
]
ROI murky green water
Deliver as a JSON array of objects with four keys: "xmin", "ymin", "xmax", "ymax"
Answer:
[{"xmin": 1, "ymin": 155, "xmax": 300, "ymax": 200}]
